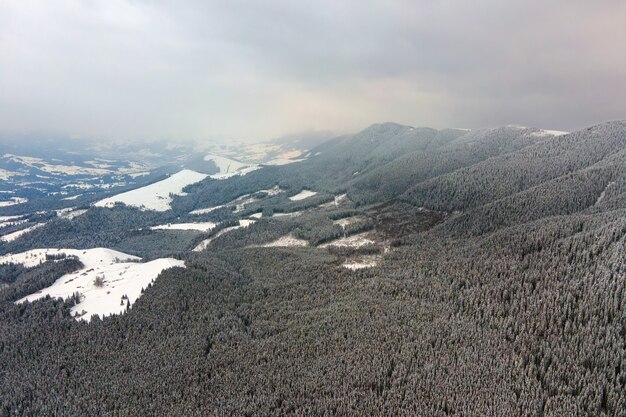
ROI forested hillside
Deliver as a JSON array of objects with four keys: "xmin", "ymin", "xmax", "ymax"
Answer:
[{"xmin": 0, "ymin": 121, "xmax": 624, "ymax": 416}]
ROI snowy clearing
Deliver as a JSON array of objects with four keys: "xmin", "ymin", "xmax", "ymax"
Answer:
[
  {"xmin": 343, "ymin": 255, "xmax": 381, "ymax": 270},
  {"xmin": 249, "ymin": 212, "xmax": 263, "ymax": 219},
  {"xmin": 150, "ymin": 222, "xmax": 216, "ymax": 232},
  {"xmin": 190, "ymin": 186, "xmax": 282, "ymax": 215},
  {"xmin": 333, "ymin": 215, "xmax": 367, "ymax": 229},
  {"xmin": 193, "ymin": 219, "xmax": 255, "ymax": 251},
  {"xmin": 318, "ymin": 232, "xmax": 376, "ymax": 248},
  {"xmin": 260, "ymin": 234, "xmax": 308, "ymax": 247},
  {"xmin": 289, "ymin": 190, "xmax": 317, "ymax": 201},
  {"xmin": 0, "ymin": 197, "xmax": 28, "ymax": 207},
  {"xmin": 264, "ymin": 150, "xmax": 307, "ymax": 166},
  {"xmin": 94, "ymin": 169, "xmax": 207, "ymax": 211},
  {"xmin": 1, "ymin": 223, "xmax": 45, "ymax": 242},
  {"xmin": 56, "ymin": 208, "xmax": 87, "ymax": 220},
  {"xmin": 0, "ymin": 215, "xmax": 24, "ymax": 222},
  {"xmin": 4, "ymin": 154, "xmax": 111, "ymax": 176},
  {"xmin": 62, "ymin": 194, "xmax": 82, "ymax": 200},
  {"xmin": 190, "ymin": 204, "xmax": 226, "ymax": 215},
  {"xmin": 0, "ymin": 219, "xmax": 28, "ymax": 229},
  {"xmin": 7, "ymin": 248, "xmax": 184, "ymax": 322},
  {"xmin": 271, "ymin": 211, "xmax": 303, "ymax": 218},
  {"xmin": 530, "ymin": 129, "xmax": 569, "ymax": 137},
  {"xmin": 204, "ymin": 154, "xmax": 259, "ymax": 179}
]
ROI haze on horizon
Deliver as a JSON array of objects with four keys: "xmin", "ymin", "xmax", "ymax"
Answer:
[{"xmin": 1, "ymin": 0, "xmax": 625, "ymax": 143}]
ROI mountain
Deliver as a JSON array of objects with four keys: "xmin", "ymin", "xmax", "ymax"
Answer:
[{"xmin": 0, "ymin": 121, "xmax": 624, "ymax": 416}]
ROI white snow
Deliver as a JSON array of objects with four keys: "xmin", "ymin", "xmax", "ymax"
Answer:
[
  {"xmin": 530, "ymin": 129, "xmax": 569, "ymax": 137},
  {"xmin": 0, "ymin": 169, "xmax": 20, "ymax": 180},
  {"xmin": 260, "ymin": 234, "xmax": 308, "ymax": 247},
  {"xmin": 62, "ymin": 194, "xmax": 82, "ymax": 200},
  {"xmin": 4, "ymin": 154, "xmax": 111, "ymax": 176},
  {"xmin": 204, "ymin": 154, "xmax": 260, "ymax": 179},
  {"xmin": 128, "ymin": 171, "xmax": 150, "ymax": 178},
  {"xmin": 0, "ymin": 219, "xmax": 28, "ymax": 229},
  {"xmin": 94, "ymin": 169, "xmax": 207, "ymax": 211},
  {"xmin": 0, "ymin": 197, "xmax": 28, "ymax": 207},
  {"xmin": 149, "ymin": 222, "xmax": 216, "ymax": 232},
  {"xmin": 263, "ymin": 150, "xmax": 306, "ymax": 166},
  {"xmin": 333, "ymin": 215, "xmax": 367, "ymax": 229},
  {"xmin": 318, "ymin": 232, "xmax": 376, "ymax": 248},
  {"xmin": 56, "ymin": 208, "xmax": 87, "ymax": 220},
  {"xmin": 595, "ymin": 181, "xmax": 616, "ymax": 205},
  {"xmin": 190, "ymin": 205, "xmax": 226, "ymax": 215},
  {"xmin": 289, "ymin": 190, "xmax": 317, "ymax": 201},
  {"xmin": 190, "ymin": 186, "xmax": 282, "ymax": 215},
  {"xmin": 249, "ymin": 212, "xmax": 263, "ymax": 219},
  {"xmin": 342, "ymin": 255, "xmax": 380, "ymax": 270},
  {"xmin": 319, "ymin": 194, "xmax": 348, "ymax": 209},
  {"xmin": 0, "ymin": 223, "xmax": 45, "ymax": 242},
  {"xmin": 7, "ymin": 248, "xmax": 185, "ymax": 321},
  {"xmin": 271, "ymin": 211, "xmax": 303, "ymax": 218},
  {"xmin": 192, "ymin": 219, "xmax": 255, "ymax": 251},
  {"xmin": 0, "ymin": 215, "xmax": 24, "ymax": 222}
]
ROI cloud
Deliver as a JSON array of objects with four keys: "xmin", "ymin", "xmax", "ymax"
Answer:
[{"xmin": 0, "ymin": 0, "xmax": 624, "ymax": 142}]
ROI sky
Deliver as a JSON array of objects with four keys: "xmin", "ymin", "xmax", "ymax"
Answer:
[{"xmin": 0, "ymin": 0, "xmax": 625, "ymax": 142}]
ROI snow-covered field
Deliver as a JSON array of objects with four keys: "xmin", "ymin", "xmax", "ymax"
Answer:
[
  {"xmin": 0, "ymin": 197, "xmax": 28, "ymax": 207},
  {"xmin": 530, "ymin": 129, "xmax": 569, "ymax": 137},
  {"xmin": 3, "ymin": 154, "xmax": 112, "ymax": 176},
  {"xmin": 318, "ymin": 232, "xmax": 376, "ymax": 248},
  {"xmin": 271, "ymin": 211, "xmax": 303, "ymax": 218},
  {"xmin": 343, "ymin": 255, "xmax": 380, "ymax": 270},
  {"xmin": 249, "ymin": 212, "xmax": 263, "ymax": 219},
  {"xmin": 56, "ymin": 208, "xmax": 87, "ymax": 220},
  {"xmin": 0, "ymin": 219, "xmax": 28, "ymax": 229},
  {"xmin": 150, "ymin": 222, "xmax": 216, "ymax": 232},
  {"xmin": 289, "ymin": 190, "xmax": 317, "ymax": 201},
  {"xmin": 0, "ymin": 215, "xmax": 23, "ymax": 222},
  {"xmin": 333, "ymin": 215, "xmax": 367, "ymax": 229},
  {"xmin": 95, "ymin": 169, "xmax": 207, "ymax": 211},
  {"xmin": 260, "ymin": 234, "xmax": 308, "ymax": 247},
  {"xmin": 190, "ymin": 186, "xmax": 282, "ymax": 215},
  {"xmin": 0, "ymin": 223, "xmax": 45, "ymax": 242},
  {"xmin": 204, "ymin": 154, "xmax": 259, "ymax": 179},
  {"xmin": 193, "ymin": 219, "xmax": 255, "ymax": 251},
  {"xmin": 263, "ymin": 150, "xmax": 306, "ymax": 166},
  {"xmin": 3, "ymin": 248, "xmax": 184, "ymax": 321}
]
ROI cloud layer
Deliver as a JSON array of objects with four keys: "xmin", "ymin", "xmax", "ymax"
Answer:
[{"xmin": 1, "ymin": 0, "xmax": 624, "ymax": 141}]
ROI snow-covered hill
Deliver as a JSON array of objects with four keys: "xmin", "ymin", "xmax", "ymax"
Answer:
[
  {"xmin": 94, "ymin": 169, "xmax": 207, "ymax": 211},
  {"xmin": 2, "ymin": 248, "xmax": 184, "ymax": 321}
]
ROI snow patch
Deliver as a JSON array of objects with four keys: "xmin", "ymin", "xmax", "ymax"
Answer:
[
  {"xmin": 192, "ymin": 220, "xmax": 255, "ymax": 251},
  {"xmin": 94, "ymin": 169, "xmax": 207, "ymax": 212},
  {"xmin": 204, "ymin": 154, "xmax": 259, "ymax": 179},
  {"xmin": 289, "ymin": 190, "xmax": 317, "ymax": 201},
  {"xmin": 8, "ymin": 248, "xmax": 184, "ymax": 321},
  {"xmin": 150, "ymin": 222, "xmax": 216, "ymax": 232},
  {"xmin": 319, "ymin": 232, "xmax": 376, "ymax": 248},
  {"xmin": 342, "ymin": 255, "xmax": 380, "ymax": 270},
  {"xmin": 0, "ymin": 197, "xmax": 28, "ymax": 207},
  {"xmin": 1, "ymin": 223, "xmax": 45, "ymax": 242},
  {"xmin": 530, "ymin": 129, "xmax": 569, "ymax": 137},
  {"xmin": 260, "ymin": 234, "xmax": 308, "ymax": 247},
  {"xmin": 333, "ymin": 215, "xmax": 367, "ymax": 229}
]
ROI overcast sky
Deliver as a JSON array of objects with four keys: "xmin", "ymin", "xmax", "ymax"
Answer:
[{"xmin": 1, "ymin": 0, "xmax": 625, "ymax": 142}]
